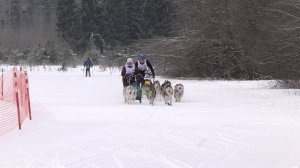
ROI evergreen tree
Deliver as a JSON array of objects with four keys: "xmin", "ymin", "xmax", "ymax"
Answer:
[
  {"xmin": 44, "ymin": 41, "xmax": 58, "ymax": 64},
  {"xmin": 102, "ymin": 0, "xmax": 128, "ymax": 46},
  {"xmin": 93, "ymin": 2, "xmax": 105, "ymax": 53},
  {"xmin": 80, "ymin": 0, "xmax": 96, "ymax": 47},
  {"xmin": 81, "ymin": 0, "xmax": 104, "ymax": 52},
  {"xmin": 56, "ymin": 0, "xmax": 175, "ymax": 51},
  {"xmin": 144, "ymin": 0, "xmax": 175, "ymax": 36},
  {"xmin": 56, "ymin": 0, "xmax": 82, "ymax": 52},
  {"xmin": 9, "ymin": 0, "xmax": 21, "ymax": 30},
  {"xmin": 125, "ymin": 0, "xmax": 145, "ymax": 39}
]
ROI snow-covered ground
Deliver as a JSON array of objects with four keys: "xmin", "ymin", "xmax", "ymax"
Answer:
[{"xmin": 1, "ymin": 67, "xmax": 300, "ymax": 168}]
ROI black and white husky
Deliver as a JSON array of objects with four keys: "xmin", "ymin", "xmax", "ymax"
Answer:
[{"xmin": 174, "ymin": 84, "xmax": 184, "ymax": 102}]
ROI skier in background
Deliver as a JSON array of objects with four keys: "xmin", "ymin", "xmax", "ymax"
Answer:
[{"xmin": 84, "ymin": 57, "xmax": 93, "ymax": 77}]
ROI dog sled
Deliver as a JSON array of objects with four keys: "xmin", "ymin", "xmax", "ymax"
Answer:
[
  {"xmin": 125, "ymin": 72, "xmax": 155, "ymax": 104},
  {"xmin": 124, "ymin": 74, "xmax": 144, "ymax": 103},
  {"xmin": 135, "ymin": 74, "xmax": 143, "ymax": 103},
  {"xmin": 123, "ymin": 75, "xmax": 138, "ymax": 104},
  {"xmin": 139, "ymin": 72, "xmax": 156, "ymax": 105}
]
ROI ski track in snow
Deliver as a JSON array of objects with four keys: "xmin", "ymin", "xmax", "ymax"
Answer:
[{"xmin": 0, "ymin": 67, "xmax": 300, "ymax": 168}]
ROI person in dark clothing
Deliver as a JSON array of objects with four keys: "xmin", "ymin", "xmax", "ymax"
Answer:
[
  {"xmin": 135, "ymin": 54, "xmax": 155, "ymax": 87},
  {"xmin": 135, "ymin": 54, "xmax": 155, "ymax": 78},
  {"xmin": 84, "ymin": 57, "xmax": 93, "ymax": 77},
  {"xmin": 121, "ymin": 58, "xmax": 138, "ymax": 87}
]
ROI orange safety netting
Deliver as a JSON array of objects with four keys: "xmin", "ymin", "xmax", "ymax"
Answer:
[{"xmin": 0, "ymin": 68, "xmax": 32, "ymax": 136}]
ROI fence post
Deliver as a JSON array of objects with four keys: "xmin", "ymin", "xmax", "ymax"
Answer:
[
  {"xmin": 1, "ymin": 69, "xmax": 3, "ymax": 101},
  {"xmin": 25, "ymin": 71, "xmax": 32, "ymax": 120},
  {"xmin": 14, "ymin": 70, "xmax": 21, "ymax": 130}
]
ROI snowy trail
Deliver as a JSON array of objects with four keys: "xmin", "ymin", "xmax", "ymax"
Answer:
[{"xmin": 0, "ymin": 68, "xmax": 300, "ymax": 168}]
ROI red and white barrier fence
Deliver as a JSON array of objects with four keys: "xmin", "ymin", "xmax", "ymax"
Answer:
[{"xmin": 0, "ymin": 68, "xmax": 32, "ymax": 135}]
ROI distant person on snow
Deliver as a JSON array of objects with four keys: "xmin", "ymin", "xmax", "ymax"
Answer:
[
  {"xmin": 135, "ymin": 54, "xmax": 155, "ymax": 85},
  {"xmin": 121, "ymin": 58, "xmax": 138, "ymax": 87},
  {"xmin": 84, "ymin": 57, "xmax": 93, "ymax": 77}
]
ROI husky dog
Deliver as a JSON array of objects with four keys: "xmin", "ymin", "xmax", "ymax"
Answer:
[
  {"xmin": 161, "ymin": 80, "xmax": 173, "ymax": 106},
  {"xmin": 153, "ymin": 80, "xmax": 161, "ymax": 101},
  {"xmin": 174, "ymin": 84, "xmax": 184, "ymax": 102},
  {"xmin": 143, "ymin": 79, "xmax": 156, "ymax": 105},
  {"xmin": 123, "ymin": 85, "xmax": 137, "ymax": 104},
  {"xmin": 161, "ymin": 80, "xmax": 171, "ymax": 91}
]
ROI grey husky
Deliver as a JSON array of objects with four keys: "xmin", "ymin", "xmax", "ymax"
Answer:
[
  {"xmin": 123, "ymin": 85, "xmax": 137, "ymax": 104},
  {"xmin": 174, "ymin": 84, "xmax": 184, "ymax": 102}
]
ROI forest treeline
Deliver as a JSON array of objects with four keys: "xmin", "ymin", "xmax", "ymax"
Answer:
[{"xmin": 0, "ymin": 0, "xmax": 299, "ymax": 80}]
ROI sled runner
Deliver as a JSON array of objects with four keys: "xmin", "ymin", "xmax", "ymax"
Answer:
[{"xmin": 135, "ymin": 74, "xmax": 144, "ymax": 103}]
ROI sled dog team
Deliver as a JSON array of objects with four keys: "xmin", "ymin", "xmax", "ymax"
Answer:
[
  {"xmin": 123, "ymin": 79, "xmax": 184, "ymax": 106},
  {"xmin": 83, "ymin": 55, "xmax": 184, "ymax": 106},
  {"xmin": 119, "ymin": 54, "xmax": 184, "ymax": 105}
]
